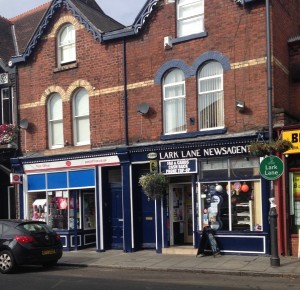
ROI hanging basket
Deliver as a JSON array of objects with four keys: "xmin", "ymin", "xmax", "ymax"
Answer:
[
  {"xmin": 269, "ymin": 139, "xmax": 293, "ymax": 153},
  {"xmin": 248, "ymin": 142, "xmax": 270, "ymax": 157},
  {"xmin": 139, "ymin": 173, "xmax": 168, "ymax": 201},
  {"xmin": 249, "ymin": 140, "xmax": 293, "ymax": 156}
]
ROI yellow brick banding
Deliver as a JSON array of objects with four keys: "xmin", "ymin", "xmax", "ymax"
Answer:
[{"xmin": 19, "ymin": 57, "xmax": 288, "ymax": 110}]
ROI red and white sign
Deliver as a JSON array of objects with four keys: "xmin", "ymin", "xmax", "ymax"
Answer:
[
  {"xmin": 23, "ymin": 155, "xmax": 120, "ymax": 172},
  {"xmin": 10, "ymin": 173, "xmax": 22, "ymax": 184}
]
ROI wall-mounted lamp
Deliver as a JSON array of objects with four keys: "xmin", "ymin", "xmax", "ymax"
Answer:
[
  {"xmin": 236, "ymin": 100, "xmax": 245, "ymax": 111},
  {"xmin": 137, "ymin": 102, "xmax": 150, "ymax": 115}
]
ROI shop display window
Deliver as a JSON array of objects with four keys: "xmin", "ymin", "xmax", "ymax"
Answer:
[
  {"xmin": 69, "ymin": 191, "xmax": 81, "ymax": 230},
  {"xmin": 199, "ymin": 158, "xmax": 262, "ymax": 232},
  {"xmin": 199, "ymin": 180, "xmax": 262, "ymax": 232},
  {"xmin": 28, "ymin": 190, "xmax": 85, "ymax": 230},
  {"xmin": 83, "ymin": 192, "xmax": 96, "ymax": 229},
  {"xmin": 290, "ymin": 172, "xmax": 300, "ymax": 234},
  {"xmin": 29, "ymin": 192, "xmax": 47, "ymax": 222},
  {"xmin": 48, "ymin": 191, "xmax": 69, "ymax": 230}
]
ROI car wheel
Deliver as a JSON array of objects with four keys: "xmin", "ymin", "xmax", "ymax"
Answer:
[{"xmin": 0, "ymin": 250, "xmax": 16, "ymax": 274}]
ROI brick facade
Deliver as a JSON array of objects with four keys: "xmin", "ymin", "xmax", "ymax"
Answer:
[
  {"xmin": 11, "ymin": 0, "xmax": 300, "ymax": 255},
  {"xmin": 17, "ymin": 1, "xmax": 275, "ymax": 153}
]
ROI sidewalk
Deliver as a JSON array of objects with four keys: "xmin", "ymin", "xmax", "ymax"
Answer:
[{"xmin": 58, "ymin": 248, "xmax": 300, "ymax": 278}]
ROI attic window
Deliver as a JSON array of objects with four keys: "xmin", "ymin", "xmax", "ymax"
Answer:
[{"xmin": 57, "ymin": 24, "xmax": 76, "ymax": 65}]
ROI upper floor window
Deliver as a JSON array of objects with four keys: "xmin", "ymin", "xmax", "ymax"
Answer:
[
  {"xmin": 1, "ymin": 87, "xmax": 13, "ymax": 124},
  {"xmin": 73, "ymin": 88, "xmax": 90, "ymax": 146},
  {"xmin": 47, "ymin": 93, "xmax": 64, "ymax": 149},
  {"xmin": 57, "ymin": 24, "xmax": 76, "ymax": 65},
  {"xmin": 198, "ymin": 61, "xmax": 224, "ymax": 130},
  {"xmin": 177, "ymin": 0, "xmax": 204, "ymax": 38},
  {"xmin": 163, "ymin": 69, "xmax": 186, "ymax": 134}
]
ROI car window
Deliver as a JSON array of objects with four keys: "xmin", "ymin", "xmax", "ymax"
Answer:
[{"xmin": 19, "ymin": 223, "xmax": 53, "ymax": 233}]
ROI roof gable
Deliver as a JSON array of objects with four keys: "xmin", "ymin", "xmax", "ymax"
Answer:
[{"xmin": 10, "ymin": 0, "xmax": 124, "ymax": 65}]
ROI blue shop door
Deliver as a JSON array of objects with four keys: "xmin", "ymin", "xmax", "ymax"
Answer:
[
  {"xmin": 141, "ymin": 193, "xmax": 155, "ymax": 248},
  {"xmin": 104, "ymin": 184, "xmax": 123, "ymax": 249},
  {"xmin": 134, "ymin": 188, "xmax": 155, "ymax": 249}
]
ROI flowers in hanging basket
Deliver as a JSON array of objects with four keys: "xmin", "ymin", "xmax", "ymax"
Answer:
[
  {"xmin": 248, "ymin": 142, "xmax": 270, "ymax": 157},
  {"xmin": 0, "ymin": 123, "xmax": 17, "ymax": 145},
  {"xmin": 269, "ymin": 139, "xmax": 293, "ymax": 153},
  {"xmin": 139, "ymin": 172, "xmax": 168, "ymax": 201},
  {"xmin": 249, "ymin": 139, "xmax": 293, "ymax": 156}
]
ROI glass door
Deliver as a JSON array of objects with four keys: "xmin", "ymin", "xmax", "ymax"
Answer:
[{"xmin": 169, "ymin": 184, "xmax": 193, "ymax": 245}]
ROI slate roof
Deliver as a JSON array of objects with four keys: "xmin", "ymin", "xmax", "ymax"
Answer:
[
  {"xmin": 0, "ymin": 17, "xmax": 14, "ymax": 65},
  {"xmin": 70, "ymin": 0, "xmax": 124, "ymax": 33},
  {"xmin": 7, "ymin": 0, "xmax": 126, "ymax": 64},
  {"xmin": 8, "ymin": 0, "xmax": 159, "ymax": 65},
  {"xmin": 10, "ymin": 2, "xmax": 50, "ymax": 56}
]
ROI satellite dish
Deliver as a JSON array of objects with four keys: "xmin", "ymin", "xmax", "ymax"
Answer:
[
  {"xmin": 19, "ymin": 118, "xmax": 28, "ymax": 130},
  {"xmin": 137, "ymin": 103, "xmax": 150, "ymax": 115}
]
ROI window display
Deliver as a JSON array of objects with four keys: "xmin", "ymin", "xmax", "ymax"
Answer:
[
  {"xmin": 83, "ymin": 192, "xmax": 95, "ymax": 229},
  {"xmin": 69, "ymin": 191, "xmax": 81, "ymax": 230},
  {"xmin": 199, "ymin": 180, "xmax": 262, "ymax": 232},
  {"xmin": 48, "ymin": 191, "xmax": 69, "ymax": 230},
  {"xmin": 290, "ymin": 172, "xmax": 300, "ymax": 234},
  {"xmin": 198, "ymin": 157, "xmax": 262, "ymax": 232},
  {"xmin": 27, "ymin": 190, "xmax": 95, "ymax": 231}
]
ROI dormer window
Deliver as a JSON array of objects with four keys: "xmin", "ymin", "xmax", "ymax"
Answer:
[
  {"xmin": 177, "ymin": 0, "xmax": 204, "ymax": 38},
  {"xmin": 57, "ymin": 24, "xmax": 76, "ymax": 65}
]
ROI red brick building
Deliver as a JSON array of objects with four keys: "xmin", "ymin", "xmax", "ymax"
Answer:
[{"xmin": 5, "ymin": 0, "xmax": 300, "ymax": 256}]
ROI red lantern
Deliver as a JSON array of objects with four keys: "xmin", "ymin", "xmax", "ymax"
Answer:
[{"xmin": 241, "ymin": 183, "xmax": 249, "ymax": 193}]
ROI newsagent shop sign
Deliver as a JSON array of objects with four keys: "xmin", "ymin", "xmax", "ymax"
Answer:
[
  {"xmin": 159, "ymin": 144, "xmax": 248, "ymax": 160},
  {"xmin": 160, "ymin": 158, "xmax": 197, "ymax": 174}
]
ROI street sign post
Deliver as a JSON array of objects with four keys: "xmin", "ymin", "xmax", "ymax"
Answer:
[{"xmin": 259, "ymin": 155, "xmax": 284, "ymax": 181}]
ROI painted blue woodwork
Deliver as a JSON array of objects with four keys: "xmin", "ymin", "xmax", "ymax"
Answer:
[
  {"xmin": 121, "ymin": 163, "xmax": 133, "ymax": 252},
  {"xmin": 141, "ymin": 192, "xmax": 156, "ymax": 247},
  {"xmin": 47, "ymin": 172, "xmax": 67, "ymax": 189},
  {"xmin": 28, "ymin": 174, "xmax": 46, "ymax": 190},
  {"xmin": 103, "ymin": 183, "xmax": 123, "ymax": 249},
  {"xmin": 69, "ymin": 169, "xmax": 95, "ymax": 188},
  {"xmin": 155, "ymin": 197, "xmax": 162, "ymax": 253}
]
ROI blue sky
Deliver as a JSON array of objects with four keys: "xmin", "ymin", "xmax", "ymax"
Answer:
[{"xmin": 0, "ymin": 0, "xmax": 146, "ymax": 26}]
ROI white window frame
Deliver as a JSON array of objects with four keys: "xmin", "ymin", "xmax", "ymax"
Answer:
[
  {"xmin": 57, "ymin": 24, "xmax": 76, "ymax": 65},
  {"xmin": 177, "ymin": 0, "xmax": 204, "ymax": 38},
  {"xmin": 47, "ymin": 93, "xmax": 64, "ymax": 149},
  {"xmin": 198, "ymin": 61, "xmax": 224, "ymax": 131},
  {"xmin": 1, "ymin": 88, "xmax": 11, "ymax": 124},
  {"xmin": 163, "ymin": 69, "xmax": 187, "ymax": 135},
  {"xmin": 73, "ymin": 88, "xmax": 90, "ymax": 146}
]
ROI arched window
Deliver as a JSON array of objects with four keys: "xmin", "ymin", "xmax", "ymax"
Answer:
[
  {"xmin": 57, "ymin": 24, "xmax": 76, "ymax": 65},
  {"xmin": 198, "ymin": 61, "xmax": 224, "ymax": 130},
  {"xmin": 48, "ymin": 93, "xmax": 64, "ymax": 148},
  {"xmin": 73, "ymin": 88, "xmax": 90, "ymax": 145},
  {"xmin": 163, "ymin": 69, "xmax": 186, "ymax": 134}
]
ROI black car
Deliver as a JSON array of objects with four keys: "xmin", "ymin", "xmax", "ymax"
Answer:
[{"xmin": 0, "ymin": 219, "xmax": 63, "ymax": 274}]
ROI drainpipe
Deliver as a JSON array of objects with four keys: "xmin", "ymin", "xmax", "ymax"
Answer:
[
  {"xmin": 122, "ymin": 38, "xmax": 129, "ymax": 146},
  {"xmin": 266, "ymin": 0, "xmax": 280, "ymax": 267}
]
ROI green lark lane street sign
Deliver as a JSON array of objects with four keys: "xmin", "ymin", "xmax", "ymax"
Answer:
[{"xmin": 259, "ymin": 155, "xmax": 284, "ymax": 180}]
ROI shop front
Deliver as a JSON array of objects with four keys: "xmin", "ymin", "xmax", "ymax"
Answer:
[
  {"xmin": 281, "ymin": 129, "xmax": 300, "ymax": 256},
  {"xmin": 12, "ymin": 153, "xmax": 120, "ymax": 251},
  {"xmin": 130, "ymin": 135, "xmax": 271, "ymax": 255}
]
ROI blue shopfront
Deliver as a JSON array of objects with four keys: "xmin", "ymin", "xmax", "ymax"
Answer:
[
  {"xmin": 12, "ymin": 154, "xmax": 120, "ymax": 251},
  {"xmin": 129, "ymin": 135, "xmax": 271, "ymax": 255}
]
